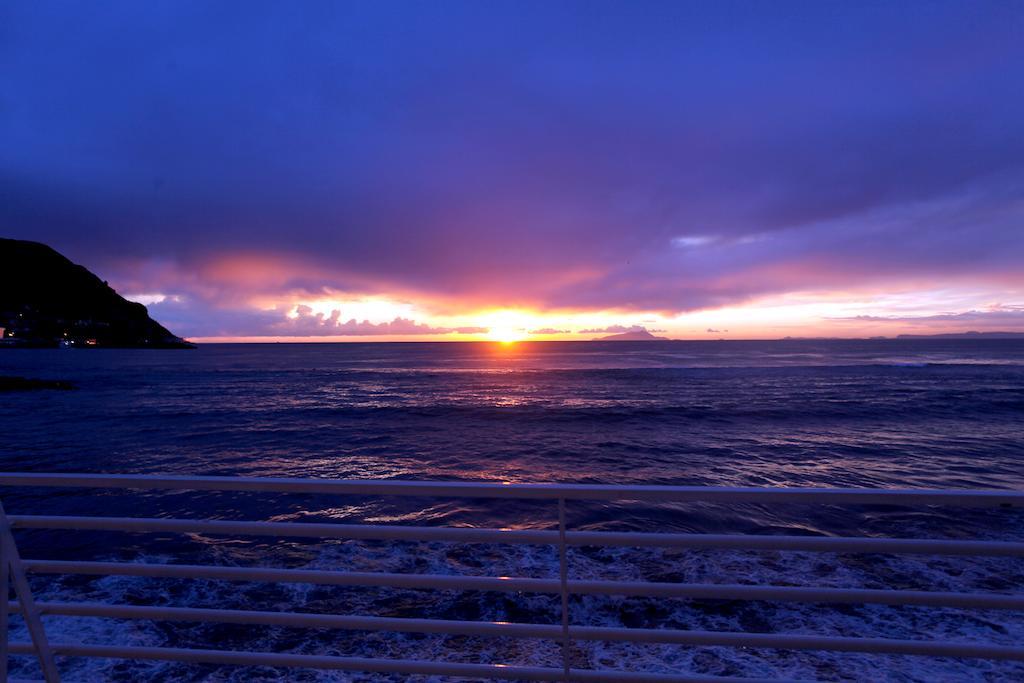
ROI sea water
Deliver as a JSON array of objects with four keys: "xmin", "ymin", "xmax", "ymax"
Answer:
[{"xmin": 1, "ymin": 339, "xmax": 1023, "ymax": 681}]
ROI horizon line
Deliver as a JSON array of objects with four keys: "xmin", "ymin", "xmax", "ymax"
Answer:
[{"xmin": 185, "ymin": 331, "xmax": 1024, "ymax": 345}]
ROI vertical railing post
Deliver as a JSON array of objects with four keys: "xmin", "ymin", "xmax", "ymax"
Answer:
[
  {"xmin": 0, "ymin": 499, "xmax": 60, "ymax": 682},
  {"xmin": 557, "ymin": 497, "xmax": 570, "ymax": 681},
  {"xmin": 1, "ymin": 508, "xmax": 8, "ymax": 683}
]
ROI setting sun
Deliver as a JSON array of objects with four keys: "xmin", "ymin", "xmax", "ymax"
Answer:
[
  {"xmin": 489, "ymin": 327, "xmax": 527, "ymax": 343},
  {"xmin": 480, "ymin": 310, "xmax": 531, "ymax": 343}
]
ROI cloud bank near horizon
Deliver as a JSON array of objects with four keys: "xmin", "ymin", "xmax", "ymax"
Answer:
[{"xmin": 2, "ymin": 1, "xmax": 1023, "ymax": 338}]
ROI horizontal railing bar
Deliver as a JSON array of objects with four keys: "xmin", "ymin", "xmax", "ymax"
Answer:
[
  {"xmin": 11, "ymin": 516, "xmax": 1024, "ymax": 557},
  {"xmin": 13, "ymin": 601, "xmax": 562, "ymax": 639},
  {"xmin": 11, "ymin": 601, "xmax": 1024, "ymax": 661},
  {"xmin": 23, "ymin": 558, "xmax": 565, "ymax": 591},
  {"xmin": 5, "ymin": 642, "xmax": 795, "ymax": 682},
  {"xmin": 2, "ymin": 472, "xmax": 1022, "ymax": 506},
  {"xmin": 575, "ymin": 627, "xmax": 1024, "ymax": 661},
  {"xmin": 568, "ymin": 581, "xmax": 1024, "ymax": 610},
  {"xmin": 8, "ymin": 516, "xmax": 557, "ymax": 544},
  {"xmin": 569, "ymin": 531, "xmax": 1024, "ymax": 556},
  {"xmin": 22, "ymin": 560, "xmax": 1024, "ymax": 610}
]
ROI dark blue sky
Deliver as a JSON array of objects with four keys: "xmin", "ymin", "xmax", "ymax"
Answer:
[{"xmin": 3, "ymin": 1, "xmax": 1023, "ymax": 338}]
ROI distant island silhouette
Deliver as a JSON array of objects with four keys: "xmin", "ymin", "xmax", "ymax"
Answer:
[
  {"xmin": 894, "ymin": 331, "xmax": 1024, "ymax": 339},
  {"xmin": 783, "ymin": 332, "xmax": 1024, "ymax": 340},
  {"xmin": 0, "ymin": 238, "xmax": 192, "ymax": 348},
  {"xmin": 597, "ymin": 329, "xmax": 670, "ymax": 341}
]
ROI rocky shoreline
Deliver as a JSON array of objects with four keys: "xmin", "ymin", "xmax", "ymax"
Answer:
[{"xmin": 0, "ymin": 375, "xmax": 75, "ymax": 391}]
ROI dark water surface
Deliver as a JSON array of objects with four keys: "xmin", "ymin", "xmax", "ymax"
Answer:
[{"xmin": 1, "ymin": 340, "xmax": 1023, "ymax": 681}]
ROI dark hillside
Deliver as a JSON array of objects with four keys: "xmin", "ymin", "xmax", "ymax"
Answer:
[{"xmin": 0, "ymin": 238, "xmax": 192, "ymax": 348}]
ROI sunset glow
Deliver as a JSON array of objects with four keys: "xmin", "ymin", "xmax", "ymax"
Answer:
[
  {"xmin": 479, "ymin": 311, "xmax": 528, "ymax": 343},
  {"xmin": 489, "ymin": 328, "xmax": 526, "ymax": 344},
  {"xmin": 4, "ymin": 2, "xmax": 1022, "ymax": 343}
]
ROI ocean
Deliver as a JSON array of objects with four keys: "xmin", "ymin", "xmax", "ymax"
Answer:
[{"xmin": 1, "ymin": 339, "xmax": 1023, "ymax": 681}]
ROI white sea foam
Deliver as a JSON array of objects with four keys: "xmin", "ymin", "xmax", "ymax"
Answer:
[{"xmin": 8, "ymin": 541, "xmax": 1024, "ymax": 681}]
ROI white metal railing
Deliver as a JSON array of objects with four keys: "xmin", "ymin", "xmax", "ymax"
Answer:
[{"xmin": 1, "ymin": 473, "xmax": 1023, "ymax": 682}]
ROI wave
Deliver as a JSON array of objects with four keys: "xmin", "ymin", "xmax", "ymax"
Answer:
[{"xmin": 9, "ymin": 538, "xmax": 1024, "ymax": 682}]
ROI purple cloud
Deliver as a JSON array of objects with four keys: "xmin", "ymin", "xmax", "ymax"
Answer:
[
  {"xmin": 832, "ymin": 306, "xmax": 1024, "ymax": 329},
  {"xmin": 2, "ymin": 2, "xmax": 1023, "ymax": 331},
  {"xmin": 278, "ymin": 307, "xmax": 487, "ymax": 336},
  {"xmin": 147, "ymin": 298, "xmax": 487, "ymax": 338},
  {"xmin": 579, "ymin": 325, "xmax": 663, "ymax": 335}
]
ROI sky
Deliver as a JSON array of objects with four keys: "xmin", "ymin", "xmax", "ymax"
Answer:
[{"xmin": 2, "ymin": 0, "xmax": 1023, "ymax": 342}]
